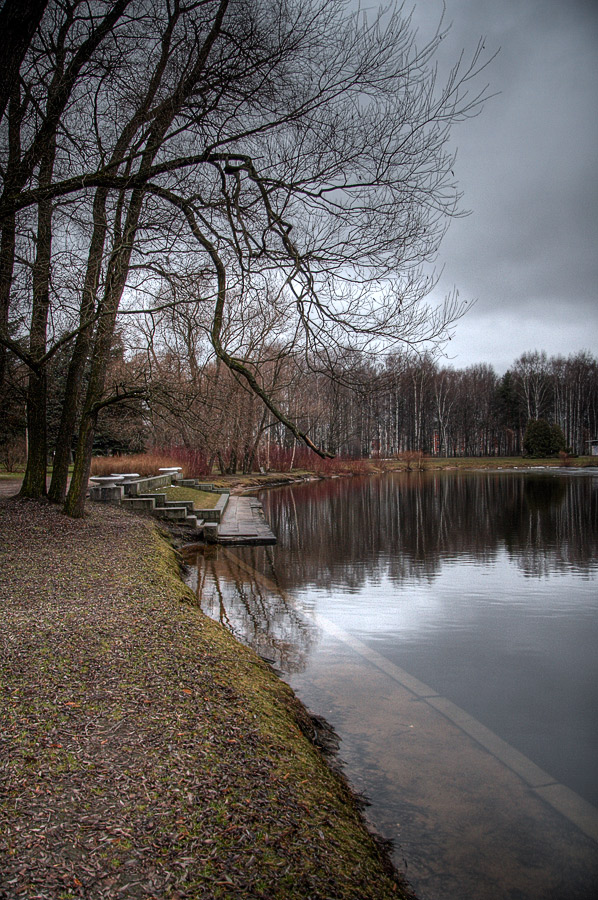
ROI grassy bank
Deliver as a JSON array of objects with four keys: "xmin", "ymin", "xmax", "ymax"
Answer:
[
  {"xmin": 161, "ymin": 485, "xmax": 220, "ymax": 509},
  {"xmin": 0, "ymin": 499, "xmax": 412, "ymax": 899},
  {"xmin": 407, "ymin": 455, "xmax": 597, "ymax": 470}
]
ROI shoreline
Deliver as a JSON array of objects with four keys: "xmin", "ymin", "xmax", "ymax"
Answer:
[
  {"xmin": 0, "ymin": 497, "xmax": 414, "ymax": 899},
  {"xmin": 1, "ymin": 455, "xmax": 596, "ymax": 499},
  {"xmin": 203, "ymin": 456, "xmax": 597, "ymax": 496}
]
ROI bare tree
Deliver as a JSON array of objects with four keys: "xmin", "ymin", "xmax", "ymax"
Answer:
[
  {"xmin": 1, "ymin": 0, "xmax": 494, "ymax": 515},
  {"xmin": 513, "ymin": 350, "xmax": 552, "ymax": 421},
  {"xmin": 0, "ymin": 0, "xmax": 133, "ymax": 496}
]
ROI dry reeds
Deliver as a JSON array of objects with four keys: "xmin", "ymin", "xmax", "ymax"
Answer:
[{"xmin": 90, "ymin": 447, "xmax": 210, "ymax": 478}]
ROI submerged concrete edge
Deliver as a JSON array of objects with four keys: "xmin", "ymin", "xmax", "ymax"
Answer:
[
  {"xmin": 220, "ymin": 548, "xmax": 598, "ymax": 846},
  {"xmin": 313, "ymin": 613, "xmax": 598, "ymax": 846}
]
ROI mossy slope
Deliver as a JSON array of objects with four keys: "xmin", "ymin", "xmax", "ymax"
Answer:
[{"xmin": 0, "ymin": 499, "xmax": 414, "ymax": 899}]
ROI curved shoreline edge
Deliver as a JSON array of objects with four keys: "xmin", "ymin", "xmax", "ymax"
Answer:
[{"xmin": 0, "ymin": 497, "xmax": 415, "ymax": 899}]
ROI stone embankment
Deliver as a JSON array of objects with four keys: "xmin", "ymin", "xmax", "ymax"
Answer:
[{"xmin": 88, "ymin": 473, "xmax": 276, "ymax": 544}]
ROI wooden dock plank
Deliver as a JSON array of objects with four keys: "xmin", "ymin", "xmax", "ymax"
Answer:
[{"xmin": 215, "ymin": 496, "xmax": 276, "ymax": 544}]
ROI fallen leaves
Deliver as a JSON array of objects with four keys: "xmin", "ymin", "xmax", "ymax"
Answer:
[{"xmin": 0, "ymin": 498, "xmax": 412, "ymax": 900}]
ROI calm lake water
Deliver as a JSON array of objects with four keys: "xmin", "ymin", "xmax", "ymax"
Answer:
[{"xmin": 183, "ymin": 470, "xmax": 598, "ymax": 900}]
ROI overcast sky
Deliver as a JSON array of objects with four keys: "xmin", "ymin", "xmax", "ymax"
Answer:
[{"xmin": 385, "ymin": 0, "xmax": 598, "ymax": 373}]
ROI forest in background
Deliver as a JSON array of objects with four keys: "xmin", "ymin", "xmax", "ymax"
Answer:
[{"xmin": 2, "ymin": 340, "xmax": 596, "ymax": 474}]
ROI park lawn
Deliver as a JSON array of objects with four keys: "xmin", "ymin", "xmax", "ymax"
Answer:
[
  {"xmin": 419, "ymin": 456, "xmax": 597, "ymax": 469},
  {"xmin": 161, "ymin": 484, "xmax": 220, "ymax": 509}
]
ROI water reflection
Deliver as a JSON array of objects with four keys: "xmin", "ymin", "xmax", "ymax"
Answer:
[
  {"xmin": 184, "ymin": 545, "xmax": 317, "ymax": 674},
  {"xmin": 260, "ymin": 471, "xmax": 598, "ymax": 585},
  {"xmin": 182, "ymin": 471, "xmax": 598, "ymax": 900}
]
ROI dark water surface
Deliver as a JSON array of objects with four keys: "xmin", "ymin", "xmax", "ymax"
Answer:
[{"xmin": 183, "ymin": 471, "xmax": 598, "ymax": 900}]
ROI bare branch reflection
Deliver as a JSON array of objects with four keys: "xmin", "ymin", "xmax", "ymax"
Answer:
[{"xmin": 182, "ymin": 545, "xmax": 317, "ymax": 674}]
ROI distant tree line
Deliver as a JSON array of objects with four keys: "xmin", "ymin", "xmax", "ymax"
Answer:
[
  {"xmin": 258, "ymin": 348, "xmax": 597, "ymax": 461},
  {"xmin": 311, "ymin": 348, "xmax": 597, "ymax": 459},
  {"xmin": 4, "ymin": 342, "xmax": 594, "ymax": 473}
]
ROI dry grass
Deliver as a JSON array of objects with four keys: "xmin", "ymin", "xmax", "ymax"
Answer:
[
  {"xmin": 0, "ymin": 498, "xmax": 414, "ymax": 900},
  {"xmin": 91, "ymin": 452, "xmax": 193, "ymax": 478}
]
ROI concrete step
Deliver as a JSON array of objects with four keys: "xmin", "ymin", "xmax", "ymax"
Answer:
[
  {"xmin": 164, "ymin": 499, "xmax": 195, "ymax": 513},
  {"xmin": 121, "ymin": 497, "xmax": 156, "ymax": 512},
  {"xmin": 184, "ymin": 516, "xmax": 206, "ymax": 530},
  {"xmin": 181, "ymin": 480, "xmax": 216, "ymax": 491},
  {"xmin": 138, "ymin": 493, "xmax": 168, "ymax": 508},
  {"xmin": 203, "ymin": 521, "xmax": 219, "ymax": 541},
  {"xmin": 150, "ymin": 505, "xmax": 189, "ymax": 521}
]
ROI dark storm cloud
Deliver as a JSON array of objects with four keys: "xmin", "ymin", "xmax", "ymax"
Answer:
[{"xmin": 404, "ymin": 0, "xmax": 598, "ymax": 368}]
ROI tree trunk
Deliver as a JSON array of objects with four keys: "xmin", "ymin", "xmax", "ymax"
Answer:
[
  {"xmin": 0, "ymin": 216, "xmax": 15, "ymax": 393},
  {"xmin": 64, "ymin": 184, "xmax": 145, "ymax": 517},
  {"xmin": 62, "ymin": 0, "xmax": 230, "ymax": 515},
  {"xmin": 0, "ymin": 90, "xmax": 21, "ymax": 392},
  {"xmin": 63, "ymin": 406, "xmax": 98, "ymax": 518},
  {"xmin": 46, "ymin": 331, "xmax": 86, "ymax": 502},
  {"xmin": 49, "ymin": 189, "xmax": 108, "ymax": 503},
  {"xmin": 19, "ymin": 369, "xmax": 48, "ymax": 497},
  {"xmin": 20, "ymin": 138, "xmax": 55, "ymax": 498}
]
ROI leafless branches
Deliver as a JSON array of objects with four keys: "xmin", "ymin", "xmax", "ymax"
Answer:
[{"xmin": 0, "ymin": 0, "xmax": 495, "ymax": 512}]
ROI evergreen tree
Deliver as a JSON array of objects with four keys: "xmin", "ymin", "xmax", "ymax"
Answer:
[{"xmin": 523, "ymin": 419, "xmax": 566, "ymax": 457}]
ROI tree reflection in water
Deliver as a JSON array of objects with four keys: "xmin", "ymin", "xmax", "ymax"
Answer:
[
  {"xmin": 183, "ymin": 544, "xmax": 317, "ymax": 674},
  {"xmin": 259, "ymin": 471, "xmax": 598, "ymax": 589},
  {"xmin": 182, "ymin": 471, "xmax": 597, "ymax": 669}
]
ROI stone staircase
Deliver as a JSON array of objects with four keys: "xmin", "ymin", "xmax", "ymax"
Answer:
[
  {"xmin": 89, "ymin": 474, "xmax": 229, "ymax": 534},
  {"xmin": 120, "ymin": 493, "xmax": 204, "ymax": 530}
]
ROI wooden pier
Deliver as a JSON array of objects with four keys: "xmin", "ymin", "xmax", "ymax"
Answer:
[{"xmin": 213, "ymin": 496, "xmax": 276, "ymax": 545}]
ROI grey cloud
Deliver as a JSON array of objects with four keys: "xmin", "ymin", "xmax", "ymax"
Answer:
[
  {"xmin": 419, "ymin": 0, "xmax": 598, "ymax": 363},
  {"xmin": 349, "ymin": 0, "xmax": 597, "ymax": 366}
]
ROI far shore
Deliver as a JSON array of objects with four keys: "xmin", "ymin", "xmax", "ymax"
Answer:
[
  {"xmin": 1, "ymin": 455, "xmax": 596, "ymax": 499},
  {"xmin": 201, "ymin": 455, "xmax": 598, "ymax": 494}
]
